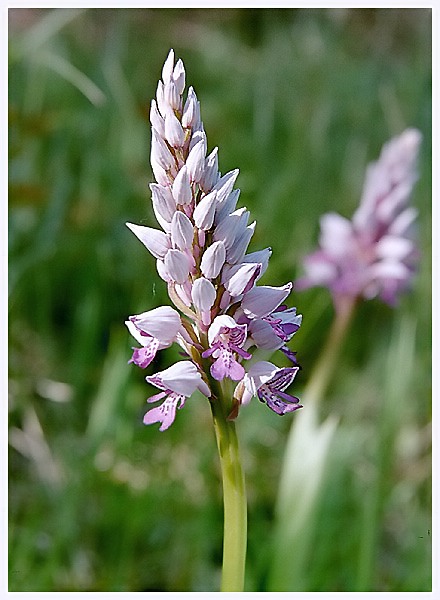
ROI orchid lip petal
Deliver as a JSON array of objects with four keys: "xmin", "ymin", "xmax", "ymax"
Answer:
[{"xmin": 143, "ymin": 393, "xmax": 185, "ymax": 431}]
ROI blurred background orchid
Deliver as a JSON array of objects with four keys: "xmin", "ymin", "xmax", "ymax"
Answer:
[
  {"xmin": 8, "ymin": 7, "xmax": 431, "ymax": 592},
  {"xmin": 268, "ymin": 126, "xmax": 425, "ymax": 591},
  {"xmin": 296, "ymin": 128, "xmax": 422, "ymax": 309}
]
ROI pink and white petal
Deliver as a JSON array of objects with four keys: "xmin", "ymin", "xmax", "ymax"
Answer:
[
  {"xmin": 200, "ymin": 240, "xmax": 226, "ymax": 279},
  {"xmin": 172, "ymin": 165, "xmax": 192, "ymax": 206},
  {"xmin": 223, "ymin": 262, "xmax": 261, "ymax": 297},
  {"xmin": 151, "ymin": 361, "xmax": 205, "ymax": 397},
  {"xmin": 319, "ymin": 212, "xmax": 354, "ymax": 257},
  {"xmin": 193, "ymin": 190, "xmax": 218, "ymax": 230},
  {"xmin": 171, "ymin": 211, "xmax": 194, "ymax": 250},
  {"xmin": 249, "ymin": 319, "xmax": 283, "ymax": 350},
  {"xmin": 192, "ymin": 277, "xmax": 216, "ymax": 312},
  {"xmin": 370, "ymin": 260, "xmax": 410, "ymax": 281},
  {"xmin": 165, "ymin": 249, "xmax": 191, "ymax": 284},
  {"xmin": 375, "ymin": 235, "xmax": 414, "ymax": 261},
  {"xmin": 242, "ymin": 247, "xmax": 272, "ymax": 278},
  {"xmin": 126, "ymin": 222, "xmax": 171, "ymax": 259},
  {"xmin": 242, "ymin": 283, "xmax": 292, "ymax": 319},
  {"xmin": 243, "ymin": 361, "xmax": 279, "ymax": 396},
  {"xmin": 131, "ymin": 306, "xmax": 181, "ymax": 346}
]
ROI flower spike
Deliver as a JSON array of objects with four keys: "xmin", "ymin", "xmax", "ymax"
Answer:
[
  {"xmin": 126, "ymin": 50, "xmax": 303, "ymax": 429},
  {"xmin": 297, "ymin": 129, "xmax": 422, "ymax": 308}
]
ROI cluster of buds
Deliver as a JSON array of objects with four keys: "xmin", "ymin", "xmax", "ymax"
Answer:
[
  {"xmin": 126, "ymin": 50, "xmax": 302, "ymax": 431},
  {"xmin": 296, "ymin": 129, "xmax": 422, "ymax": 309}
]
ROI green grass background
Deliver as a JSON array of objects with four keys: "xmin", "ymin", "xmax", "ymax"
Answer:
[{"xmin": 8, "ymin": 7, "xmax": 431, "ymax": 592}]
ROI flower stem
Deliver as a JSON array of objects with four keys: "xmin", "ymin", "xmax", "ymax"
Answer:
[
  {"xmin": 303, "ymin": 295, "xmax": 356, "ymax": 408},
  {"xmin": 210, "ymin": 385, "xmax": 247, "ymax": 592}
]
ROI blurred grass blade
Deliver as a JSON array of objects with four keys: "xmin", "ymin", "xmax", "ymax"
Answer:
[
  {"xmin": 268, "ymin": 400, "xmax": 338, "ymax": 591},
  {"xmin": 36, "ymin": 50, "xmax": 106, "ymax": 106},
  {"xmin": 86, "ymin": 331, "xmax": 131, "ymax": 443},
  {"xmin": 9, "ymin": 405, "xmax": 63, "ymax": 487},
  {"xmin": 16, "ymin": 8, "xmax": 87, "ymax": 57},
  {"xmin": 356, "ymin": 315, "xmax": 418, "ymax": 590}
]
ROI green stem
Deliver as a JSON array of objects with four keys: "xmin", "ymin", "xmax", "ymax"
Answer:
[
  {"xmin": 210, "ymin": 386, "xmax": 247, "ymax": 592},
  {"xmin": 303, "ymin": 295, "xmax": 356, "ymax": 408}
]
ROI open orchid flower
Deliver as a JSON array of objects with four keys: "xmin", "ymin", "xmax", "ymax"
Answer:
[
  {"xmin": 296, "ymin": 129, "xmax": 422, "ymax": 309},
  {"xmin": 126, "ymin": 50, "xmax": 303, "ymax": 429},
  {"xmin": 240, "ymin": 361, "xmax": 302, "ymax": 416},
  {"xmin": 202, "ymin": 315, "xmax": 251, "ymax": 381},
  {"xmin": 144, "ymin": 362, "xmax": 211, "ymax": 431},
  {"xmin": 125, "ymin": 306, "xmax": 182, "ymax": 368}
]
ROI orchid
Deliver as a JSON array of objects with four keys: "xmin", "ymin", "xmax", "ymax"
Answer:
[
  {"xmin": 202, "ymin": 315, "xmax": 251, "ymax": 381},
  {"xmin": 144, "ymin": 361, "xmax": 211, "ymax": 431},
  {"xmin": 269, "ymin": 128, "xmax": 423, "ymax": 591},
  {"xmin": 125, "ymin": 306, "xmax": 182, "ymax": 368},
  {"xmin": 125, "ymin": 50, "xmax": 304, "ymax": 592},
  {"xmin": 126, "ymin": 49, "xmax": 302, "ymax": 431},
  {"xmin": 296, "ymin": 129, "xmax": 422, "ymax": 309}
]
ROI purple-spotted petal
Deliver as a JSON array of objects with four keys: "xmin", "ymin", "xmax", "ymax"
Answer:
[
  {"xmin": 207, "ymin": 315, "xmax": 245, "ymax": 347},
  {"xmin": 130, "ymin": 340, "xmax": 159, "ymax": 368},
  {"xmin": 143, "ymin": 393, "xmax": 185, "ymax": 431},
  {"xmin": 258, "ymin": 386, "xmax": 302, "ymax": 415},
  {"xmin": 266, "ymin": 366, "xmax": 300, "ymax": 392},
  {"xmin": 211, "ymin": 350, "xmax": 245, "ymax": 382}
]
